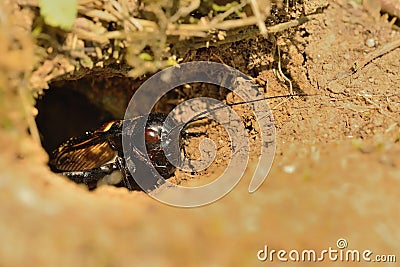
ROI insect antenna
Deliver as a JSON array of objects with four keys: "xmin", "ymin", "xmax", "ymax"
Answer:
[
  {"xmin": 161, "ymin": 93, "xmax": 313, "ymax": 158},
  {"xmin": 159, "ymin": 93, "xmax": 313, "ymax": 172},
  {"xmin": 180, "ymin": 93, "xmax": 312, "ymax": 131}
]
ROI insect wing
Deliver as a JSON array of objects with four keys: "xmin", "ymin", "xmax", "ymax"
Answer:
[{"xmin": 50, "ymin": 132, "xmax": 116, "ymax": 172}]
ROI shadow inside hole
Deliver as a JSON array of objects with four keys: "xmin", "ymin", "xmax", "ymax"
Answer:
[{"xmin": 35, "ymin": 86, "xmax": 114, "ymax": 155}]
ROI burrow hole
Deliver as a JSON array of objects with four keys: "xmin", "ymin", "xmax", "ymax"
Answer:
[{"xmin": 35, "ymin": 72, "xmax": 230, "ymax": 190}]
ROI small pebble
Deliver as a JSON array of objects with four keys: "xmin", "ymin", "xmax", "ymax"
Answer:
[
  {"xmin": 366, "ymin": 38, "xmax": 375, "ymax": 48},
  {"xmin": 343, "ymin": 53, "xmax": 351, "ymax": 60},
  {"xmin": 283, "ymin": 165, "xmax": 296, "ymax": 174}
]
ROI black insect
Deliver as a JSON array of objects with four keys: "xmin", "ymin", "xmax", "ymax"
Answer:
[
  {"xmin": 49, "ymin": 113, "xmax": 191, "ymax": 190},
  {"xmin": 49, "ymin": 94, "xmax": 302, "ymax": 191}
]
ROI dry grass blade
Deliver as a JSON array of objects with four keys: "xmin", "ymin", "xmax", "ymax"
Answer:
[
  {"xmin": 249, "ymin": 0, "xmax": 268, "ymax": 36},
  {"xmin": 170, "ymin": 0, "xmax": 200, "ymax": 23}
]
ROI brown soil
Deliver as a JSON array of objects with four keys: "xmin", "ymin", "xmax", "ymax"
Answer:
[{"xmin": 1, "ymin": 0, "xmax": 400, "ymax": 266}]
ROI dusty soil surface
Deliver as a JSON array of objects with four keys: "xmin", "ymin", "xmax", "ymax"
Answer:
[{"xmin": 1, "ymin": 0, "xmax": 400, "ymax": 266}]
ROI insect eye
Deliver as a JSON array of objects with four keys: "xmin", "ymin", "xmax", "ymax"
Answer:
[{"xmin": 145, "ymin": 128, "xmax": 160, "ymax": 143}]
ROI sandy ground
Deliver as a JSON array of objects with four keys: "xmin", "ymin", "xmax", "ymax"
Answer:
[{"xmin": 0, "ymin": 0, "xmax": 400, "ymax": 266}]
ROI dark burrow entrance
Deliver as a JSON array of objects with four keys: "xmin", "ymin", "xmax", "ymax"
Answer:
[
  {"xmin": 35, "ymin": 74, "xmax": 140, "ymax": 190},
  {"xmin": 35, "ymin": 85, "xmax": 115, "ymax": 155}
]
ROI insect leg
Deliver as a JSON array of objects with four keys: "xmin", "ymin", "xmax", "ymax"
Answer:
[
  {"xmin": 62, "ymin": 162, "xmax": 117, "ymax": 189},
  {"xmin": 122, "ymin": 144, "xmax": 171, "ymax": 192},
  {"xmin": 181, "ymin": 129, "xmax": 207, "ymax": 138},
  {"xmin": 115, "ymin": 156, "xmax": 135, "ymax": 191}
]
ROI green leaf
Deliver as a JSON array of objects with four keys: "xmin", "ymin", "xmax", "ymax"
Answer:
[
  {"xmin": 212, "ymin": 1, "xmax": 239, "ymax": 12},
  {"xmin": 38, "ymin": 0, "xmax": 77, "ymax": 31},
  {"xmin": 139, "ymin": 53, "xmax": 154, "ymax": 61}
]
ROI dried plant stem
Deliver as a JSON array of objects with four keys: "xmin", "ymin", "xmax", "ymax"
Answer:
[
  {"xmin": 249, "ymin": 0, "xmax": 268, "ymax": 36},
  {"xmin": 277, "ymin": 45, "xmax": 293, "ymax": 95},
  {"xmin": 173, "ymin": 14, "xmax": 319, "ymax": 50},
  {"xmin": 74, "ymin": 11, "xmax": 318, "ymax": 44},
  {"xmin": 352, "ymin": 37, "xmax": 400, "ymax": 73},
  {"xmin": 172, "ymin": 13, "xmax": 318, "ymax": 35},
  {"xmin": 170, "ymin": 0, "xmax": 200, "ymax": 23}
]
